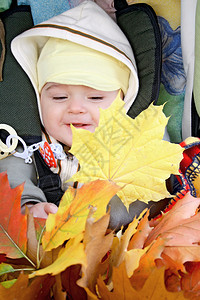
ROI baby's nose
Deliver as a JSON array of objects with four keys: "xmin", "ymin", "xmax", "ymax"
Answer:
[{"xmin": 67, "ymin": 97, "xmax": 86, "ymax": 113}]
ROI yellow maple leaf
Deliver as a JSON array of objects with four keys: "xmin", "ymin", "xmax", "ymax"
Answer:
[
  {"xmin": 29, "ymin": 233, "xmax": 86, "ymax": 278},
  {"xmin": 42, "ymin": 180, "xmax": 119, "ymax": 252},
  {"xmin": 69, "ymin": 94, "xmax": 183, "ymax": 207}
]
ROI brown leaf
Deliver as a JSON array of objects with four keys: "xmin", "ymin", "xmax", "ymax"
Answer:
[
  {"xmin": 77, "ymin": 209, "xmax": 114, "ymax": 294},
  {"xmin": 128, "ymin": 210, "xmax": 151, "ymax": 250},
  {"xmin": 124, "ymin": 248, "xmax": 147, "ymax": 278},
  {"xmin": 53, "ymin": 274, "xmax": 66, "ymax": 300},
  {"xmin": 145, "ymin": 193, "xmax": 200, "ymax": 247},
  {"xmin": 97, "ymin": 262, "xmax": 137, "ymax": 300},
  {"xmin": 97, "ymin": 262, "xmax": 186, "ymax": 299},
  {"xmin": 162, "ymin": 246, "xmax": 200, "ymax": 271},
  {"xmin": 154, "ymin": 213, "xmax": 200, "ymax": 247},
  {"xmin": 108, "ymin": 210, "xmax": 148, "ymax": 279},
  {"xmin": 165, "ymin": 268, "xmax": 182, "ymax": 292},
  {"xmin": 135, "ymin": 266, "xmax": 185, "ymax": 299},
  {"xmin": 61, "ymin": 265, "xmax": 87, "ymax": 300},
  {"xmin": 0, "ymin": 272, "xmax": 55, "ymax": 300},
  {"xmin": 109, "ymin": 214, "xmax": 139, "ymax": 269},
  {"xmin": 141, "ymin": 194, "xmax": 200, "ymax": 272},
  {"xmin": 130, "ymin": 238, "xmax": 165, "ymax": 290},
  {"xmin": 181, "ymin": 264, "xmax": 200, "ymax": 299}
]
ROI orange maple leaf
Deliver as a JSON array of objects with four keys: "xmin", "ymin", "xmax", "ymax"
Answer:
[{"xmin": 0, "ymin": 172, "xmax": 27, "ymax": 258}]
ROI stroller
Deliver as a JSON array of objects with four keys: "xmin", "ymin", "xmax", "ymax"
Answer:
[{"xmin": 0, "ymin": 1, "xmax": 199, "ymax": 220}]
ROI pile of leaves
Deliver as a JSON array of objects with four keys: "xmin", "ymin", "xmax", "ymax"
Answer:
[{"xmin": 1, "ymin": 96, "xmax": 200, "ymax": 299}]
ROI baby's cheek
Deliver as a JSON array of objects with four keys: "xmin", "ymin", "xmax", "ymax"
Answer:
[{"xmin": 92, "ymin": 108, "xmax": 100, "ymax": 127}]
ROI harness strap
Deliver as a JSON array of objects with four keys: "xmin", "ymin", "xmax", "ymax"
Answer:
[
  {"xmin": 34, "ymin": 150, "xmax": 64, "ymax": 206},
  {"xmin": 0, "ymin": 19, "xmax": 5, "ymax": 81}
]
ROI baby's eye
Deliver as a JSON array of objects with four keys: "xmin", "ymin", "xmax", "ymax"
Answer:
[
  {"xmin": 53, "ymin": 96, "xmax": 68, "ymax": 101},
  {"xmin": 88, "ymin": 96, "xmax": 104, "ymax": 100}
]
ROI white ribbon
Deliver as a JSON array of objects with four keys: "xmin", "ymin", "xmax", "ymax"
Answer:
[
  {"xmin": 0, "ymin": 124, "xmax": 18, "ymax": 160},
  {"xmin": 6, "ymin": 135, "xmax": 65, "ymax": 164},
  {"xmin": 0, "ymin": 124, "xmax": 65, "ymax": 163}
]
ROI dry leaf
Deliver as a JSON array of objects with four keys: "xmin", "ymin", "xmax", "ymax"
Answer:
[
  {"xmin": 98, "ymin": 262, "xmax": 186, "ymax": 299},
  {"xmin": 135, "ymin": 266, "xmax": 186, "ymax": 299},
  {"xmin": 77, "ymin": 209, "xmax": 114, "ymax": 294},
  {"xmin": 97, "ymin": 262, "xmax": 138, "ymax": 300},
  {"xmin": 128, "ymin": 210, "xmax": 152, "ymax": 250},
  {"xmin": 109, "ymin": 210, "xmax": 148, "ymax": 278},
  {"xmin": 130, "ymin": 238, "xmax": 165, "ymax": 290},
  {"xmin": 109, "ymin": 216, "xmax": 139, "ymax": 268},
  {"xmin": 142, "ymin": 193, "xmax": 200, "ymax": 271},
  {"xmin": 69, "ymin": 94, "xmax": 183, "ymax": 207},
  {"xmin": 145, "ymin": 193, "xmax": 200, "ymax": 247},
  {"xmin": 162, "ymin": 213, "xmax": 200, "ymax": 247},
  {"xmin": 0, "ymin": 272, "xmax": 54, "ymax": 300},
  {"xmin": 125, "ymin": 248, "xmax": 147, "ymax": 278},
  {"xmin": 61, "ymin": 265, "xmax": 87, "ymax": 300},
  {"xmin": 162, "ymin": 246, "xmax": 200, "ymax": 271},
  {"xmin": 181, "ymin": 262, "xmax": 200, "ymax": 299},
  {"xmin": 53, "ymin": 274, "xmax": 66, "ymax": 300},
  {"xmin": 165, "ymin": 268, "xmax": 182, "ymax": 292}
]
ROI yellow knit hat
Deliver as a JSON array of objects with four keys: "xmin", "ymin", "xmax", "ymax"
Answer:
[{"xmin": 37, "ymin": 38, "xmax": 130, "ymax": 94}]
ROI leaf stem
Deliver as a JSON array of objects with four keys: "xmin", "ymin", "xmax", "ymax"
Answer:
[
  {"xmin": 36, "ymin": 224, "xmax": 46, "ymax": 269},
  {"xmin": 0, "ymin": 267, "xmax": 35, "ymax": 276},
  {"xmin": 0, "ymin": 224, "xmax": 36, "ymax": 268}
]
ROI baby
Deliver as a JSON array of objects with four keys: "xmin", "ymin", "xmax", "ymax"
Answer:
[
  {"xmin": 28, "ymin": 36, "xmax": 130, "ymax": 218},
  {"xmin": 1, "ymin": 1, "xmax": 141, "ymax": 228}
]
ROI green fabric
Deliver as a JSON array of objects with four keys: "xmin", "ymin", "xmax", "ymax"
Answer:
[
  {"xmin": 157, "ymin": 84, "xmax": 184, "ymax": 143},
  {"xmin": 0, "ymin": 7, "xmax": 41, "ymax": 143},
  {"xmin": 0, "ymin": 0, "xmax": 12, "ymax": 12},
  {"xmin": 116, "ymin": 4, "xmax": 161, "ymax": 119},
  {"xmin": 194, "ymin": 0, "xmax": 200, "ymax": 117}
]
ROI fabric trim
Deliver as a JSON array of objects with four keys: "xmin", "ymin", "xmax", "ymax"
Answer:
[{"xmin": 33, "ymin": 23, "xmax": 132, "ymax": 63}]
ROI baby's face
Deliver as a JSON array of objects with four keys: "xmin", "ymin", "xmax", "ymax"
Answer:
[{"xmin": 40, "ymin": 83, "xmax": 119, "ymax": 146}]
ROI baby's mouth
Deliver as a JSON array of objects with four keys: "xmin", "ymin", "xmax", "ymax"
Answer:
[
  {"xmin": 67, "ymin": 123, "xmax": 91, "ymax": 129},
  {"xmin": 73, "ymin": 123, "xmax": 86, "ymax": 128}
]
